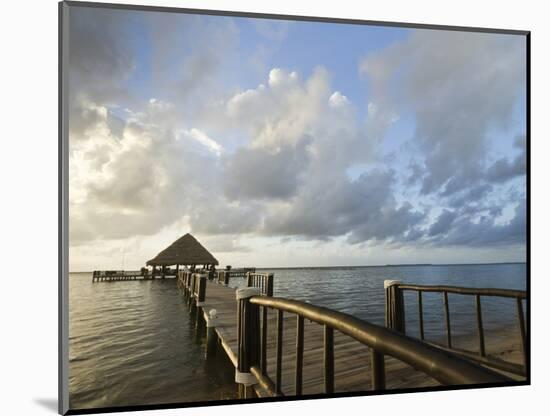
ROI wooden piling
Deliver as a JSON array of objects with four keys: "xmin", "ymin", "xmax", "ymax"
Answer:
[{"xmin": 384, "ymin": 280, "xmax": 405, "ymax": 333}]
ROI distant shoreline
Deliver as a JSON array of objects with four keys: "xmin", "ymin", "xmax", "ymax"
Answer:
[
  {"xmin": 258, "ymin": 262, "xmax": 526, "ymax": 270},
  {"xmin": 68, "ymin": 262, "xmax": 526, "ymax": 274}
]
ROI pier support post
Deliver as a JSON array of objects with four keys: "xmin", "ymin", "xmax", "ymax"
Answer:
[
  {"xmin": 236, "ymin": 287, "xmax": 261, "ymax": 397},
  {"xmin": 384, "ymin": 280, "xmax": 405, "ymax": 333},
  {"xmin": 205, "ymin": 309, "xmax": 218, "ymax": 357}
]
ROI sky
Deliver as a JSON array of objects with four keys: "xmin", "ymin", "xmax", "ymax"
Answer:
[{"xmin": 67, "ymin": 6, "xmax": 527, "ymax": 271}]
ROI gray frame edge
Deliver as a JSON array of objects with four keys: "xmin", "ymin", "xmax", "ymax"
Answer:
[{"xmin": 59, "ymin": 1, "xmax": 70, "ymax": 414}]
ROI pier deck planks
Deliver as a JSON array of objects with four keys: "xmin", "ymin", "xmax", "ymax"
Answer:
[{"xmin": 197, "ymin": 280, "xmax": 439, "ymax": 398}]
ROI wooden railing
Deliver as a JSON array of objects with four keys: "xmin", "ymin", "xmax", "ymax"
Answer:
[
  {"xmin": 384, "ymin": 281, "xmax": 527, "ymax": 376},
  {"xmin": 178, "ymin": 271, "xmax": 207, "ymax": 306},
  {"xmin": 236, "ymin": 292, "xmax": 509, "ymax": 397},
  {"xmin": 216, "ymin": 267, "xmax": 257, "ymax": 286},
  {"xmin": 217, "ymin": 270, "xmax": 230, "ymax": 285},
  {"xmin": 246, "ymin": 272, "xmax": 274, "ymax": 296}
]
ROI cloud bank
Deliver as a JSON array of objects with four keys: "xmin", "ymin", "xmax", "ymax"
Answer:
[{"xmin": 67, "ymin": 8, "xmax": 527, "ymax": 267}]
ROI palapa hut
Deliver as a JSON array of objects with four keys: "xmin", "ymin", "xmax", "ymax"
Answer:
[{"xmin": 146, "ymin": 233, "xmax": 218, "ymax": 278}]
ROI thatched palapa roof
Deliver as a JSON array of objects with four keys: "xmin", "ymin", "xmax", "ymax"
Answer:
[{"xmin": 146, "ymin": 233, "xmax": 219, "ymax": 266}]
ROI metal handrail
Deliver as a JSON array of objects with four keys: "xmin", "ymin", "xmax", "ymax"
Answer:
[{"xmin": 241, "ymin": 296, "xmax": 508, "ymax": 396}]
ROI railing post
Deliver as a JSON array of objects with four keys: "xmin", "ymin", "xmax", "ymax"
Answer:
[
  {"xmin": 516, "ymin": 297, "xmax": 526, "ymax": 369},
  {"xmin": 371, "ymin": 350, "xmax": 386, "ymax": 390},
  {"xmin": 384, "ymin": 280, "xmax": 405, "ymax": 333},
  {"xmin": 189, "ymin": 273, "xmax": 198, "ymax": 310},
  {"xmin": 443, "ymin": 291, "xmax": 452, "ymax": 348},
  {"xmin": 324, "ymin": 325, "xmax": 334, "ymax": 394},
  {"xmin": 197, "ymin": 274, "xmax": 207, "ymax": 306},
  {"xmin": 191, "ymin": 274, "xmax": 207, "ymax": 337},
  {"xmin": 184, "ymin": 272, "xmax": 189, "ymax": 294},
  {"xmin": 266, "ymin": 273, "xmax": 274, "ymax": 297},
  {"xmin": 475, "ymin": 294, "xmax": 486, "ymax": 357},
  {"xmin": 236, "ymin": 287, "xmax": 261, "ymax": 397},
  {"xmin": 206, "ymin": 309, "xmax": 218, "ymax": 357},
  {"xmin": 246, "ymin": 272, "xmax": 252, "ymax": 287},
  {"xmin": 295, "ymin": 315, "xmax": 304, "ymax": 395}
]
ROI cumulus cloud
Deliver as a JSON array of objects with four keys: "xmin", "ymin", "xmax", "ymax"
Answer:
[
  {"xmin": 214, "ymin": 66, "xmax": 421, "ymax": 244},
  {"xmin": 329, "ymin": 91, "xmax": 349, "ymax": 108},
  {"xmin": 182, "ymin": 128, "xmax": 223, "ymax": 156},
  {"xmin": 225, "ymin": 67, "xmax": 334, "ymax": 150},
  {"xmin": 69, "ymin": 101, "xmax": 220, "ymax": 243}
]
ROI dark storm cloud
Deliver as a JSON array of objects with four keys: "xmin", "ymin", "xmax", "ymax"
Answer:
[
  {"xmin": 146, "ymin": 12, "xmax": 240, "ymax": 106},
  {"xmin": 357, "ymin": 31, "xmax": 526, "ymax": 250},
  {"xmin": 447, "ymin": 183, "xmax": 493, "ymax": 209},
  {"xmin": 486, "ymin": 135, "xmax": 527, "ymax": 183},
  {"xmin": 187, "ymin": 199, "xmax": 262, "ymax": 235},
  {"xmin": 431, "ymin": 198, "xmax": 526, "ymax": 247},
  {"xmin": 223, "ymin": 138, "xmax": 312, "ymax": 200},
  {"xmin": 69, "ymin": 7, "xmax": 136, "ymax": 105},
  {"xmin": 428, "ymin": 209, "xmax": 458, "ymax": 237},
  {"xmin": 262, "ymin": 169, "xmax": 424, "ymax": 244}
]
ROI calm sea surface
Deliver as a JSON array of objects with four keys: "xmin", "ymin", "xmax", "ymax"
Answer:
[{"xmin": 69, "ymin": 263, "xmax": 526, "ymax": 410}]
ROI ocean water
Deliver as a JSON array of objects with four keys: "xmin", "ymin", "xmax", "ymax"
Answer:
[{"xmin": 69, "ymin": 263, "xmax": 526, "ymax": 410}]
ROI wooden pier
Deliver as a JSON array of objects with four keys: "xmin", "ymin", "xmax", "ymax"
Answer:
[
  {"xmin": 92, "ymin": 271, "xmax": 144, "ymax": 281},
  {"xmin": 90, "ymin": 233, "xmax": 526, "ymax": 398},
  {"xmin": 196, "ymin": 281, "xmax": 437, "ymax": 395},
  {"xmin": 177, "ymin": 271, "xmax": 523, "ymax": 398},
  {"xmin": 91, "ymin": 270, "xmax": 160, "ymax": 281}
]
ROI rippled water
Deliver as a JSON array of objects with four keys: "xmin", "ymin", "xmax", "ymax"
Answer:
[
  {"xmin": 69, "ymin": 277, "xmax": 236, "ymax": 410},
  {"xmin": 69, "ymin": 263, "xmax": 526, "ymax": 410}
]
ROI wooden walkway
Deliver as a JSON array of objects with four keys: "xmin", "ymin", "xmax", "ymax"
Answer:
[{"xmin": 197, "ymin": 281, "xmax": 438, "ymax": 397}]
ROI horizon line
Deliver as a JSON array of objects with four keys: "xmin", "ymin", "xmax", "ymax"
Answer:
[{"xmin": 68, "ymin": 261, "xmax": 527, "ymax": 274}]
